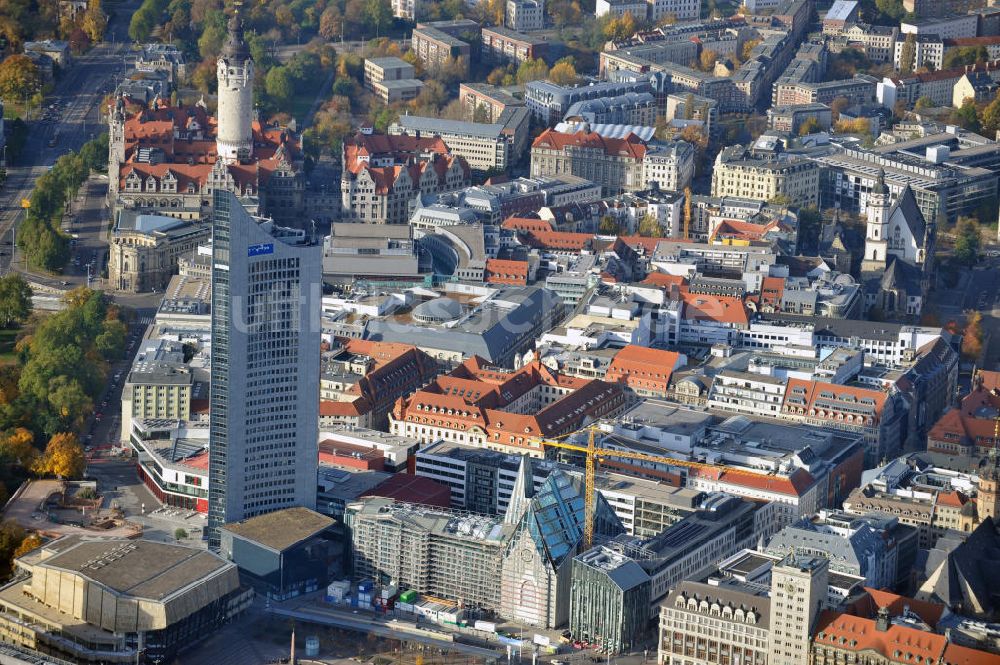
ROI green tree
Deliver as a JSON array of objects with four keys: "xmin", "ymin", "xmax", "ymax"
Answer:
[
  {"xmin": 0, "ymin": 274, "xmax": 31, "ymax": 328},
  {"xmin": 980, "ymin": 95, "xmax": 1000, "ymax": 134},
  {"xmin": 599, "ymin": 215, "xmax": 620, "ymax": 235},
  {"xmin": 798, "ymin": 117, "xmax": 820, "ymax": 136},
  {"xmin": 0, "ymin": 55, "xmax": 40, "ymax": 101},
  {"xmin": 637, "ymin": 213, "xmax": 663, "ymax": 238},
  {"xmin": 265, "ymin": 67, "xmax": 295, "ymax": 105},
  {"xmin": 874, "ymin": 0, "xmax": 904, "ymax": 21},
  {"xmin": 953, "ymin": 216, "xmax": 981, "ymax": 266},
  {"xmin": 899, "ymin": 33, "xmax": 916, "ymax": 75},
  {"xmin": 46, "ymin": 376, "xmax": 92, "ymax": 431},
  {"xmin": 516, "ymin": 58, "xmax": 548, "ymax": 84},
  {"xmin": 914, "ymin": 96, "xmax": 935, "ymax": 110},
  {"xmin": 951, "ymin": 99, "xmax": 981, "ymax": 133},
  {"xmin": 363, "ymin": 0, "xmax": 392, "ymax": 35},
  {"xmin": 33, "ymin": 432, "xmax": 85, "ymax": 479},
  {"xmin": 174, "ymin": 528, "xmax": 188, "ymax": 540}
]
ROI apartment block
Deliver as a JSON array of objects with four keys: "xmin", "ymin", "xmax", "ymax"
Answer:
[
  {"xmin": 481, "ymin": 26, "xmax": 548, "ymax": 64},
  {"xmin": 412, "ymin": 20, "xmax": 478, "ymax": 77},
  {"xmin": 894, "ymin": 34, "xmax": 944, "ymax": 71},
  {"xmin": 459, "ymin": 82, "xmax": 526, "ymax": 123},
  {"xmin": 506, "ymin": 0, "xmax": 545, "ymax": 31}
]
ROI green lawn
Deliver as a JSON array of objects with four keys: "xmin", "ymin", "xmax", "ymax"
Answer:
[{"xmin": 0, "ymin": 328, "xmax": 20, "ymax": 364}]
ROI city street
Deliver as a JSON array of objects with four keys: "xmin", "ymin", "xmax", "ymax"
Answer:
[{"xmin": 0, "ymin": 0, "xmax": 139, "ymax": 289}]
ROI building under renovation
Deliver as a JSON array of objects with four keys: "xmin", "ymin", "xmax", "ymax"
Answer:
[{"xmin": 346, "ymin": 463, "xmax": 625, "ymax": 627}]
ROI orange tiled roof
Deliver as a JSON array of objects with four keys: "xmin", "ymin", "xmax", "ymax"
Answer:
[
  {"xmin": 943, "ymin": 643, "xmax": 1000, "ymax": 665},
  {"xmin": 641, "ymin": 272, "xmax": 688, "ymax": 289},
  {"xmin": 532, "ymin": 128, "xmax": 649, "ymax": 160},
  {"xmin": 680, "ymin": 292, "xmax": 749, "ymax": 326},
  {"xmin": 936, "ymin": 490, "xmax": 969, "ymax": 509},
  {"xmin": 606, "ymin": 345, "xmax": 684, "ymax": 393},
  {"xmin": 854, "ymin": 588, "xmax": 945, "ymax": 628},
  {"xmin": 783, "ymin": 378, "xmax": 887, "ymax": 423},
  {"xmin": 813, "ymin": 611, "xmax": 947, "ymax": 665},
  {"xmin": 485, "ymin": 258, "xmax": 529, "ymax": 285}
]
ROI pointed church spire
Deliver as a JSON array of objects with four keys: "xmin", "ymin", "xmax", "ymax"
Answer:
[{"xmin": 504, "ymin": 456, "xmax": 533, "ymax": 525}]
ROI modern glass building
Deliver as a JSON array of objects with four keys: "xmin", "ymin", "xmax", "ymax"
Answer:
[{"xmin": 207, "ymin": 190, "xmax": 321, "ymax": 549}]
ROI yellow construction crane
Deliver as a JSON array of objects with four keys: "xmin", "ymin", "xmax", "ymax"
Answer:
[{"xmin": 539, "ymin": 425, "xmax": 784, "ymax": 550}]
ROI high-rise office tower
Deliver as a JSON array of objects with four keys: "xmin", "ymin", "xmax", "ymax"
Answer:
[
  {"xmin": 768, "ymin": 555, "xmax": 829, "ymax": 665},
  {"xmin": 207, "ymin": 190, "xmax": 321, "ymax": 549}
]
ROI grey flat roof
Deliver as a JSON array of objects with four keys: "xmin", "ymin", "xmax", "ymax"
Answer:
[
  {"xmin": 38, "ymin": 538, "xmax": 231, "ymax": 601},
  {"xmin": 366, "ymin": 56, "xmax": 412, "ymax": 68},
  {"xmin": 223, "ymin": 506, "xmax": 335, "ymax": 552},
  {"xmin": 825, "ymin": 0, "xmax": 858, "ymax": 21},
  {"xmin": 394, "ymin": 114, "xmax": 508, "ymax": 140}
]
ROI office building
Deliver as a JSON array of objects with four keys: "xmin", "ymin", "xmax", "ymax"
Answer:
[
  {"xmin": 768, "ymin": 556, "xmax": 830, "ymax": 665},
  {"xmin": 524, "ymin": 78, "xmax": 652, "ymax": 125},
  {"xmin": 346, "ymin": 497, "xmax": 512, "ymax": 612},
  {"xmin": 363, "ymin": 56, "xmax": 424, "ymax": 104},
  {"xmin": 220, "ymin": 506, "xmax": 337, "ymax": 600},
  {"xmin": 659, "ymin": 579, "xmax": 772, "ymax": 665},
  {"xmin": 389, "ymin": 107, "xmax": 531, "ymax": 172},
  {"xmin": 206, "ymin": 191, "xmax": 322, "ymax": 549},
  {"xmin": 531, "ymin": 128, "xmax": 693, "ymax": 195},
  {"xmin": 459, "ymin": 83, "xmax": 527, "ymax": 123},
  {"xmin": 0, "ymin": 536, "xmax": 252, "ymax": 663},
  {"xmin": 711, "ymin": 143, "xmax": 820, "ymax": 207}
]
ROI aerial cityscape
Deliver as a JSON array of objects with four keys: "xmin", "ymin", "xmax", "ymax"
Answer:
[{"xmin": 0, "ymin": 0, "xmax": 998, "ymax": 662}]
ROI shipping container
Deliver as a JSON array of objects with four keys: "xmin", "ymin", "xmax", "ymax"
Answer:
[
  {"xmin": 474, "ymin": 621, "xmax": 497, "ymax": 633},
  {"xmin": 399, "ymin": 590, "xmax": 417, "ymax": 603}
]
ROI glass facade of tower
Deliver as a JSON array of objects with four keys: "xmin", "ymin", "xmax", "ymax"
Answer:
[{"xmin": 207, "ymin": 191, "xmax": 320, "ymax": 549}]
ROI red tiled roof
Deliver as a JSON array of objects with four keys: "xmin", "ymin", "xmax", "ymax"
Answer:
[
  {"xmin": 710, "ymin": 218, "xmax": 780, "ymax": 243},
  {"xmin": 520, "ymin": 230, "xmax": 595, "ymax": 251},
  {"xmin": 943, "ymin": 643, "xmax": 1000, "ymax": 665},
  {"xmin": 502, "ymin": 216, "xmax": 553, "ymax": 232},
  {"xmin": 641, "ymin": 272, "xmax": 688, "ymax": 289},
  {"xmin": 532, "ymin": 128, "xmax": 649, "ymax": 160}
]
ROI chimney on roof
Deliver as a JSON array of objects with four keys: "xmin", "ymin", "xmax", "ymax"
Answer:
[{"xmin": 875, "ymin": 606, "xmax": 890, "ymax": 632}]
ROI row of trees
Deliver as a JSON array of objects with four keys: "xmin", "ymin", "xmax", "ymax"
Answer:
[
  {"xmin": 18, "ymin": 133, "xmax": 107, "ymax": 272},
  {"xmin": 4, "ymin": 288, "xmax": 125, "ymax": 438}
]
